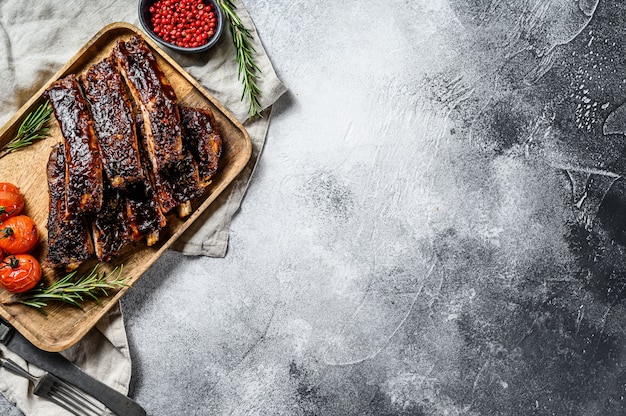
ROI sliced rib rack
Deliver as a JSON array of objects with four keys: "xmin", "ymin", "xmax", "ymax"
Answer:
[{"xmin": 44, "ymin": 33, "xmax": 224, "ymax": 268}]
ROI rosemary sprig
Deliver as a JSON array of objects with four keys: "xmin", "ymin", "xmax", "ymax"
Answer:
[
  {"xmin": 6, "ymin": 265, "xmax": 130, "ymax": 314},
  {"xmin": 218, "ymin": 0, "xmax": 263, "ymax": 119},
  {"xmin": 0, "ymin": 101, "xmax": 53, "ymax": 159}
]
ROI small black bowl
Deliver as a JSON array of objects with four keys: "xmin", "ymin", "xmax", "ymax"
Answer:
[{"xmin": 138, "ymin": 0, "xmax": 224, "ymax": 54}]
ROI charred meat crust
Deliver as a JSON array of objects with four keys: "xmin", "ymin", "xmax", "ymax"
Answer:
[
  {"xmin": 81, "ymin": 57, "xmax": 144, "ymax": 189},
  {"xmin": 45, "ymin": 143, "xmax": 94, "ymax": 271},
  {"xmin": 91, "ymin": 177, "xmax": 133, "ymax": 261},
  {"xmin": 133, "ymin": 114, "xmax": 203, "ymax": 215},
  {"xmin": 45, "ymin": 74, "xmax": 104, "ymax": 218},
  {"xmin": 112, "ymin": 35, "xmax": 184, "ymax": 173},
  {"xmin": 125, "ymin": 141, "xmax": 167, "ymax": 244},
  {"xmin": 113, "ymin": 35, "xmax": 204, "ymax": 215},
  {"xmin": 180, "ymin": 105, "xmax": 223, "ymax": 187}
]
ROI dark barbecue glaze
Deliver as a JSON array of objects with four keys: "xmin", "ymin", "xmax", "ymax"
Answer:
[
  {"xmin": 153, "ymin": 150, "xmax": 204, "ymax": 216},
  {"xmin": 180, "ymin": 106, "xmax": 223, "ymax": 187},
  {"xmin": 124, "ymin": 142, "xmax": 167, "ymax": 245},
  {"xmin": 91, "ymin": 177, "xmax": 133, "ymax": 261},
  {"xmin": 81, "ymin": 57, "xmax": 144, "ymax": 189},
  {"xmin": 43, "ymin": 34, "xmax": 225, "ymax": 263},
  {"xmin": 45, "ymin": 74, "xmax": 104, "ymax": 217},
  {"xmin": 112, "ymin": 35, "xmax": 184, "ymax": 173},
  {"xmin": 134, "ymin": 110, "xmax": 203, "ymax": 216},
  {"xmin": 45, "ymin": 144, "xmax": 94, "ymax": 270},
  {"xmin": 124, "ymin": 182, "xmax": 167, "ymax": 246}
]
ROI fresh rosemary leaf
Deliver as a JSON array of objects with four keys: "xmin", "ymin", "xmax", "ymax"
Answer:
[
  {"xmin": 5, "ymin": 264, "xmax": 130, "ymax": 314},
  {"xmin": 218, "ymin": 0, "xmax": 263, "ymax": 118},
  {"xmin": 0, "ymin": 101, "xmax": 53, "ymax": 159}
]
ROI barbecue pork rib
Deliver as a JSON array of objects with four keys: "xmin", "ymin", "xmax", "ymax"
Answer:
[
  {"xmin": 125, "ymin": 184, "xmax": 166, "ymax": 246},
  {"xmin": 45, "ymin": 143, "xmax": 94, "ymax": 270},
  {"xmin": 80, "ymin": 57, "xmax": 144, "ymax": 189},
  {"xmin": 91, "ymin": 177, "xmax": 133, "ymax": 261},
  {"xmin": 45, "ymin": 74, "xmax": 104, "ymax": 218},
  {"xmin": 124, "ymin": 142, "xmax": 167, "ymax": 246},
  {"xmin": 152, "ymin": 150, "xmax": 204, "ymax": 218},
  {"xmin": 133, "ymin": 115, "xmax": 203, "ymax": 217},
  {"xmin": 180, "ymin": 106, "xmax": 223, "ymax": 187},
  {"xmin": 113, "ymin": 35, "xmax": 203, "ymax": 216},
  {"xmin": 112, "ymin": 35, "xmax": 185, "ymax": 173}
]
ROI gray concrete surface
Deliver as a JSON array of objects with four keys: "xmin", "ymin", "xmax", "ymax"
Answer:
[{"xmin": 3, "ymin": 0, "xmax": 626, "ymax": 415}]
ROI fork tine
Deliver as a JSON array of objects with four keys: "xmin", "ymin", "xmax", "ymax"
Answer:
[
  {"xmin": 33, "ymin": 374, "xmax": 89, "ymax": 416},
  {"xmin": 2, "ymin": 354, "xmax": 105, "ymax": 416},
  {"xmin": 32, "ymin": 369, "xmax": 104, "ymax": 416},
  {"xmin": 44, "ymin": 393, "xmax": 83, "ymax": 416},
  {"xmin": 51, "ymin": 380, "xmax": 104, "ymax": 415}
]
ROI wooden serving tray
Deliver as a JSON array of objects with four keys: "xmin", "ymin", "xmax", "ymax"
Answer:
[{"xmin": 0, "ymin": 22, "xmax": 251, "ymax": 352}]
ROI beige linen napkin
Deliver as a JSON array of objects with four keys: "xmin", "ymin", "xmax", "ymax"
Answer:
[
  {"xmin": 171, "ymin": 0, "xmax": 288, "ymax": 256},
  {"xmin": 0, "ymin": 304, "xmax": 130, "ymax": 416},
  {"xmin": 0, "ymin": 0, "xmax": 286, "ymax": 414}
]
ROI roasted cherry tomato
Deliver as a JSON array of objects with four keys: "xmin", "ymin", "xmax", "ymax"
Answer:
[
  {"xmin": 0, "ymin": 215, "xmax": 38, "ymax": 254},
  {"xmin": 0, "ymin": 182, "xmax": 25, "ymax": 222},
  {"xmin": 0, "ymin": 254, "xmax": 42, "ymax": 293}
]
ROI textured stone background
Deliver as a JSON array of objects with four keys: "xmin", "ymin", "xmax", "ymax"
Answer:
[{"xmin": 4, "ymin": 0, "xmax": 626, "ymax": 415}]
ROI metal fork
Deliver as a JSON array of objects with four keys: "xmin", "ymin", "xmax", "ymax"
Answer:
[{"xmin": 0, "ymin": 356, "xmax": 106, "ymax": 416}]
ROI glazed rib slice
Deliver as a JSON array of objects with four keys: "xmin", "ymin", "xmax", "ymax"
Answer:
[
  {"xmin": 113, "ymin": 35, "xmax": 201, "ymax": 216},
  {"xmin": 80, "ymin": 57, "xmax": 144, "ymax": 189},
  {"xmin": 134, "ymin": 121, "xmax": 203, "ymax": 217},
  {"xmin": 125, "ymin": 182, "xmax": 167, "ymax": 246},
  {"xmin": 180, "ymin": 106, "xmax": 223, "ymax": 187},
  {"xmin": 124, "ymin": 146, "xmax": 167, "ymax": 246},
  {"xmin": 155, "ymin": 150, "xmax": 204, "ymax": 217},
  {"xmin": 91, "ymin": 177, "xmax": 133, "ymax": 261},
  {"xmin": 45, "ymin": 74, "xmax": 103, "ymax": 218},
  {"xmin": 45, "ymin": 144, "xmax": 94, "ymax": 271},
  {"xmin": 112, "ymin": 35, "xmax": 184, "ymax": 173}
]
